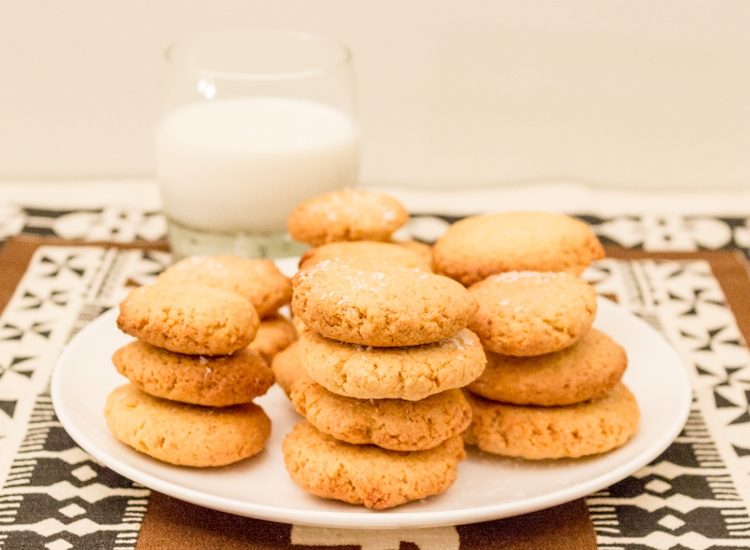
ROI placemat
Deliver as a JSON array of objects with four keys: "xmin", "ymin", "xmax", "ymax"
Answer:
[{"xmin": 0, "ymin": 235, "xmax": 749, "ymax": 549}]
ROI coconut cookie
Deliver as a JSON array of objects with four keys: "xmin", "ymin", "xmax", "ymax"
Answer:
[
  {"xmin": 117, "ymin": 284, "xmax": 259, "ymax": 356},
  {"xmin": 271, "ymin": 341, "xmax": 305, "ymax": 397},
  {"xmin": 467, "ymin": 329, "xmax": 626, "ymax": 406},
  {"xmin": 292, "ymin": 259, "xmax": 477, "ymax": 347},
  {"xmin": 469, "ymin": 271, "xmax": 597, "ymax": 356},
  {"xmin": 299, "ymin": 240, "xmax": 432, "ymax": 272},
  {"xmin": 157, "ymin": 256, "xmax": 292, "ymax": 318},
  {"xmin": 283, "ymin": 421, "xmax": 466, "ymax": 509},
  {"xmin": 248, "ymin": 314, "xmax": 297, "ymax": 362},
  {"xmin": 465, "ymin": 383, "xmax": 639, "ymax": 459},
  {"xmin": 104, "ymin": 384, "xmax": 271, "ymax": 467},
  {"xmin": 433, "ymin": 212, "xmax": 605, "ymax": 286},
  {"xmin": 298, "ymin": 329, "xmax": 486, "ymax": 400},
  {"xmin": 291, "ymin": 379, "xmax": 472, "ymax": 451},
  {"xmin": 287, "ymin": 189, "xmax": 409, "ymax": 246},
  {"xmin": 112, "ymin": 341, "xmax": 274, "ymax": 407}
]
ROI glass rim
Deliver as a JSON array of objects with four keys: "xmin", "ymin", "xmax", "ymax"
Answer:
[{"xmin": 164, "ymin": 28, "xmax": 353, "ymax": 81}]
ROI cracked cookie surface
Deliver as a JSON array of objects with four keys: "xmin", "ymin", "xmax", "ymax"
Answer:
[
  {"xmin": 434, "ymin": 212, "xmax": 604, "ymax": 286},
  {"xmin": 464, "ymin": 383, "xmax": 639, "ymax": 459},
  {"xmin": 282, "ymin": 421, "xmax": 466, "ymax": 509},
  {"xmin": 467, "ymin": 328, "xmax": 626, "ymax": 406},
  {"xmin": 468, "ymin": 271, "xmax": 597, "ymax": 356},
  {"xmin": 104, "ymin": 384, "xmax": 271, "ymax": 467},
  {"xmin": 287, "ymin": 188, "xmax": 409, "ymax": 246},
  {"xmin": 298, "ymin": 329, "xmax": 486, "ymax": 400},
  {"xmin": 291, "ymin": 379, "xmax": 472, "ymax": 450},
  {"xmin": 113, "ymin": 340, "xmax": 274, "ymax": 407},
  {"xmin": 157, "ymin": 255, "xmax": 292, "ymax": 318},
  {"xmin": 292, "ymin": 259, "xmax": 477, "ymax": 347},
  {"xmin": 117, "ymin": 283, "xmax": 259, "ymax": 356}
]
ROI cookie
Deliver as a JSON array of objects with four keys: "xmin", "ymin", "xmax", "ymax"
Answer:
[
  {"xmin": 298, "ymin": 329, "xmax": 486, "ymax": 400},
  {"xmin": 282, "ymin": 421, "xmax": 466, "ymax": 509},
  {"xmin": 157, "ymin": 256, "xmax": 292, "ymax": 318},
  {"xmin": 465, "ymin": 383, "xmax": 639, "ymax": 459},
  {"xmin": 248, "ymin": 314, "xmax": 297, "ymax": 362},
  {"xmin": 113, "ymin": 341, "xmax": 274, "ymax": 407},
  {"xmin": 104, "ymin": 384, "xmax": 271, "ymax": 467},
  {"xmin": 291, "ymin": 379, "xmax": 472, "ymax": 451},
  {"xmin": 393, "ymin": 239, "xmax": 433, "ymax": 269},
  {"xmin": 288, "ymin": 189, "xmax": 409, "ymax": 246},
  {"xmin": 117, "ymin": 283, "xmax": 259, "ymax": 356},
  {"xmin": 433, "ymin": 212, "xmax": 605, "ymax": 286},
  {"xmin": 299, "ymin": 240, "xmax": 432, "ymax": 272},
  {"xmin": 271, "ymin": 341, "xmax": 305, "ymax": 397},
  {"xmin": 467, "ymin": 329, "xmax": 626, "ymax": 406},
  {"xmin": 292, "ymin": 259, "xmax": 477, "ymax": 347},
  {"xmin": 469, "ymin": 271, "xmax": 597, "ymax": 356}
]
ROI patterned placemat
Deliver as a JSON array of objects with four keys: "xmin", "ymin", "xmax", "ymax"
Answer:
[{"xmin": 0, "ymin": 235, "xmax": 749, "ymax": 549}]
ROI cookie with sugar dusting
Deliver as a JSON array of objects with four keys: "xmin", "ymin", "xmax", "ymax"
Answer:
[
  {"xmin": 283, "ymin": 421, "xmax": 466, "ymax": 509},
  {"xmin": 292, "ymin": 258, "xmax": 477, "ymax": 347},
  {"xmin": 113, "ymin": 340, "xmax": 273, "ymax": 407},
  {"xmin": 157, "ymin": 255, "xmax": 291, "ymax": 318},
  {"xmin": 291, "ymin": 378, "xmax": 472, "ymax": 451},
  {"xmin": 105, "ymin": 384, "xmax": 271, "ymax": 467},
  {"xmin": 117, "ymin": 283, "xmax": 259, "ymax": 356},
  {"xmin": 248, "ymin": 314, "xmax": 297, "ymax": 362},
  {"xmin": 433, "ymin": 212, "xmax": 604, "ymax": 286},
  {"xmin": 299, "ymin": 240, "xmax": 431, "ymax": 272},
  {"xmin": 287, "ymin": 189, "xmax": 409, "ymax": 246},
  {"xmin": 297, "ymin": 328, "xmax": 486, "ymax": 400},
  {"xmin": 467, "ymin": 328, "xmax": 626, "ymax": 406},
  {"xmin": 464, "ymin": 383, "xmax": 639, "ymax": 459},
  {"xmin": 469, "ymin": 271, "xmax": 597, "ymax": 356}
]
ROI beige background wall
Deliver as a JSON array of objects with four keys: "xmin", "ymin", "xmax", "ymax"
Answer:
[{"xmin": 1, "ymin": 0, "xmax": 749, "ymax": 188}]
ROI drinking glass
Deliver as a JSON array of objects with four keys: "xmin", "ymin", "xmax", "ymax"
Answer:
[{"xmin": 156, "ymin": 29, "xmax": 359, "ymax": 258}]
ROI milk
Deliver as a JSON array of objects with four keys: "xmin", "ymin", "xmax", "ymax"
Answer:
[{"xmin": 156, "ymin": 97, "xmax": 359, "ymax": 233}]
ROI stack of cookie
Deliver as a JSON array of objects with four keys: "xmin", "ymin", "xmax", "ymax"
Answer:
[
  {"xmin": 105, "ymin": 256, "xmax": 295, "ymax": 468},
  {"xmin": 282, "ymin": 258, "xmax": 487, "ymax": 509},
  {"xmin": 433, "ymin": 212, "xmax": 640, "ymax": 460}
]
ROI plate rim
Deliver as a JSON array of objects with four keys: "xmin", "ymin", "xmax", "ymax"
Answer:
[{"xmin": 51, "ymin": 297, "xmax": 692, "ymax": 529}]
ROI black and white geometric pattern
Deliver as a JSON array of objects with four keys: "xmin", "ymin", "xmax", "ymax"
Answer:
[
  {"xmin": 583, "ymin": 259, "xmax": 750, "ymax": 549},
  {"xmin": 0, "ymin": 246, "xmax": 170, "ymax": 549},
  {"xmin": 2, "ymin": 206, "xmax": 750, "ymax": 549}
]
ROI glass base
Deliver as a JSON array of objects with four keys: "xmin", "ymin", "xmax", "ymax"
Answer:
[{"xmin": 166, "ymin": 218, "xmax": 307, "ymax": 260}]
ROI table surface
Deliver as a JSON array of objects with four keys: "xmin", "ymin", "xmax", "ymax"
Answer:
[{"xmin": 1, "ymin": 183, "xmax": 749, "ymax": 550}]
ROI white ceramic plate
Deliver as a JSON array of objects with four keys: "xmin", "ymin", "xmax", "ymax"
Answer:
[{"xmin": 51, "ymin": 292, "xmax": 691, "ymax": 529}]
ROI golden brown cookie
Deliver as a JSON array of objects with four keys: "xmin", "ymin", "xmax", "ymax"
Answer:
[
  {"xmin": 157, "ymin": 255, "xmax": 292, "ymax": 318},
  {"xmin": 248, "ymin": 314, "xmax": 297, "ymax": 362},
  {"xmin": 291, "ymin": 379, "xmax": 472, "ymax": 451},
  {"xmin": 468, "ymin": 271, "xmax": 597, "ymax": 356},
  {"xmin": 299, "ymin": 240, "xmax": 432, "ymax": 272},
  {"xmin": 112, "ymin": 341, "xmax": 274, "ymax": 407},
  {"xmin": 117, "ymin": 283, "xmax": 259, "ymax": 356},
  {"xmin": 298, "ymin": 329, "xmax": 486, "ymax": 400},
  {"xmin": 392, "ymin": 239, "xmax": 433, "ymax": 269},
  {"xmin": 288, "ymin": 189, "xmax": 409, "ymax": 246},
  {"xmin": 292, "ymin": 259, "xmax": 477, "ymax": 347},
  {"xmin": 465, "ymin": 383, "xmax": 639, "ymax": 459},
  {"xmin": 433, "ymin": 212, "xmax": 605, "ymax": 286},
  {"xmin": 467, "ymin": 329, "xmax": 626, "ymax": 406},
  {"xmin": 271, "ymin": 341, "xmax": 305, "ymax": 397},
  {"xmin": 104, "ymin": 384, "xmax": 271, "ymax": 467},
  {"xmin": 282, "ymin": 421, "xmax": 466, "ymax": 509}
]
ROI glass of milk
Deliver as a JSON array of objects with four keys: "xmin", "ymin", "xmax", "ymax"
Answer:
[{"xmin": 156, "ymin": 29, "xmax": 359, "ymax": 258}]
